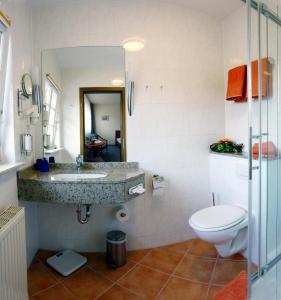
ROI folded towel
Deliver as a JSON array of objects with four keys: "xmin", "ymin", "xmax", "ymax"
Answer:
[
  {"xmin": 214, "ymin": 271, "xmax": 247, "ymax": 300},
  {"xmin": 226, "ymin": 65, "xmax": 247, "ymax": 102},
  {"xmin": 252, "ymin": 58, "xmax": 272, "ymax": 98},
  {"xmin": 252, "ymin": 141, "xmax": 276, "ymax": 159}
]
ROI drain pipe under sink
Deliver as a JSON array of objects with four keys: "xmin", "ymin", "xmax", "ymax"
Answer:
[{"xmin": 76, "ymin": 204, "xmax": 92, "ymax": 224}]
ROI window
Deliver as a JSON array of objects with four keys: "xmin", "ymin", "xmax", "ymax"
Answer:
[
  {"xmin": 43, "ymin": 80, "xmax": 61, "ymax": 149},
  {"xmin": 0, "ymin": 12, "xmax": 11, "ymax": 162},
  {"xmin": 0, "ymin": 14, "xmax": 9, "ymax": 117}
]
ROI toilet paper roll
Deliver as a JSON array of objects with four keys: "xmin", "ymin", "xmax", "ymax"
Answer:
[{"xmin": 115, "ymin": 208, "xmax": 130, "ymax": 223}]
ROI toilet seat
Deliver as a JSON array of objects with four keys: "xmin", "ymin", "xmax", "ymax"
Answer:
[{"xmin": 189, "ymin": 205, "xmax": 247, "ymax": 232}]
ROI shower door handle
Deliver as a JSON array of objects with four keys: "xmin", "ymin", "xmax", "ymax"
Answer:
[{"xmin": 249, "ymin": 126, "xmax": 253, "ymax": 180}]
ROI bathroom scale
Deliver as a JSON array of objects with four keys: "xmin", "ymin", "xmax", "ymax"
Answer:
[{"xmin": 47, "ymin": 249, "xmax": 87, "ymax": 276}]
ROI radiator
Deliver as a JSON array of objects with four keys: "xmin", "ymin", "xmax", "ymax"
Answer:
[{"xmin": 0, "ymin": 207, "xmax": 28, "ymax": 300}]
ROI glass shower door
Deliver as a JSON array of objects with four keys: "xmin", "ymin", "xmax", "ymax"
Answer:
[{"xmin": 248, "ymin": 0, "xmax": 281, "ymax": 299}]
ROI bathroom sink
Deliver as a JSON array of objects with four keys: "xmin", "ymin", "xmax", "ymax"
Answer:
[{"xmin": 50, "ymin": 173, "xmax": 107, "ymax": 181}]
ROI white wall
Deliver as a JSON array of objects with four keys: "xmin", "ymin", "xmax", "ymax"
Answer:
[
  {"xmin": 31, "ymin": 0, "xmax": 225, "ymax": 251},
  {"xmin": 94, "ymin": 103, "xmax": 121, "ymax": 144},
  {"xmin": 84, "ymin": 96, "xmax": 92, "ymax": 136},
  {"xmin": 0, "ymin": 0, "xmax": 39, "ymax": 266}
]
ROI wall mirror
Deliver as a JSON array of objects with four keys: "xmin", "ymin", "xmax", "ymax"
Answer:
[
  {"xmin": 41, "ymin": 46, "xmax": 126, "ymax": 162},
  {"xmin": 22, "ymin": 73, "xmax": 33, "ymax": 98}
]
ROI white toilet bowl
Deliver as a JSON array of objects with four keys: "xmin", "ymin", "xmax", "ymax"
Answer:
[{"xmin": 189, "ymin": 205, "xmax": 248, "ymax": 257}]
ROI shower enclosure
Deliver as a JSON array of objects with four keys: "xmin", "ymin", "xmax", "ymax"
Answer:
[{"xmin": 247, "ymin": 0, "xmax": 281, "ymax": 299}]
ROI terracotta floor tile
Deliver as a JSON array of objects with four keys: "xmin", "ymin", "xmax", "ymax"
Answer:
[
  {"xmin": 159, "ymin": 240, "xmax": 193, "ymax": 254},
  {"xmin": 83, "ymin": 252, "xmax": 106, "ymax": 267},
  {"xmin": 63, "ymin": 266, "xmax": 112, "ymax": 299},
  {"xmin": 140, "ymin": 248, "xmax": 183, "ymax": 274},
  {"xmin": 95, "ymin": 261, "xmax": 137, "ymax": 281},
  {"xmin": 28, "ymin": 262, "xmax": 58, "ymax": 296},
  {"xmin": 118, "ymin": 265, "xmax": 169, "ymax": 299},
  {"xmin": 174, "ymin": 255, "xmax": 216, "ymax": 283},
  {"xmin": 30, "ymin": 284, "xmax": 76, "ymax": 300},
  {"xmin": 218, "ymin": 253, "xmax": 246, "ymax": 261},
  {"xmin": 252, "ymin": 264, "xmax": 258, "ymax": 274},
  {"xmin": 98, "ymin": 284, "xmax": 142, "ymax": 299},
  {"xmin": 36, "ymin": 250, "xmax": 56, "ymax": 262},
  {"xmin": 158, "ymin": 276, "xmax": 208, "ymax": 300},
  {"xmin": 127, "ymin": 249, "xmax": 151, "ymax": 262},
  {"xmin": 188, "ymin": 239, "xmax": 218, "ymax": 258},
  {"xmin": 86, "ymin": 252, "xmax": 136, "ymax": 281},
  {"xmin": 211, "ymin": 260, "xmax": 247, "ymax": 285},
  {"xmin": 207, "ymin": 285, "xmax": 224, "ymax": 300},
  {"xmin": 42, "ymin": 264, "xmax": 66, "ymax": 282},
  {"xmin": 34, "ymin": 250, "xmax": 66, "ymax": 281}
]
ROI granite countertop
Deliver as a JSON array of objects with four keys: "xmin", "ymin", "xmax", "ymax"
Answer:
[
  {"xmin": 18, "ymin": 162, "xmax": 144, "ymax": 184},
  {"xmin": 17, "ymin": 162, "xmax": 146, "ymax": 204}
]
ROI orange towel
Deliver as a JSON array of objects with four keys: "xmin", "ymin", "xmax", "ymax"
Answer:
[
  {"xmin": 226, "ymin": 58, "xmax": 272, "ymax": 103},
  {"xmin": 252, "ymin": 141, "xmax": 276, "ymax": 159},
  {"xmin": 252, "ymin": 58, "xmax": 272, "ymax": 98},
  {"xmin": 214, "ymin": 271, "xmax": 247, "ymax": 300},
  {"xmin": 226, "ymin": 65, "xmax": 247, "ymax": 102}
]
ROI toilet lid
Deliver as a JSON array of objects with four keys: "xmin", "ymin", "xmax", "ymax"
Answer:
[{"xmin": 190, "ymin": 205, "xmax": 247, "ymax": 230}]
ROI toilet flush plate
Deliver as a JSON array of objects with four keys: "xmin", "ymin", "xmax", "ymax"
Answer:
[{"xmin": 47, "ymin": 249, "xmax": 87, "ymax": 276}]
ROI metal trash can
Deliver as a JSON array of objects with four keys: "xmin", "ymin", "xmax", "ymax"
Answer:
[{"xmin": 106, "ymin": 230, "xmax": 126, "ymax": 268}]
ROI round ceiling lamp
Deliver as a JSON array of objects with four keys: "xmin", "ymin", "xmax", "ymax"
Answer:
[
  {"xmin": 123, "ymin": 38, "xmax": 145, "ymax": 52},
  {"xmin": 111, "ymin": 79, "xmax": 124, "ymax": 86}
]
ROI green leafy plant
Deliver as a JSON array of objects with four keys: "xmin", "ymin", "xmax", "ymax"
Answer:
[{"xmin": 210, "ymin": 139, "xmax": 244, "ymax": 154}]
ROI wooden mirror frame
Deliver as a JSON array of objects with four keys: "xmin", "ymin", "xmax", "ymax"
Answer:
[{"xmin": 79, "ymin": 87, "xmax": 126, "ymax": 162}]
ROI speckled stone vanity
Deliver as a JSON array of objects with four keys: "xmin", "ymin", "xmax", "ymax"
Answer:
[{"xmin": 17, "ymin": 162, "xmax": 145, "ymax": 204}]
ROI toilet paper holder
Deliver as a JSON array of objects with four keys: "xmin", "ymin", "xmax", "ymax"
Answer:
[{"xmin": 128, "ymin": 183, "xmax": 146, "ymax": 195}]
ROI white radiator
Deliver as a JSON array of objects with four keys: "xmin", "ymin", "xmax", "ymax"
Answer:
[{"xmin": 0, "ymin": 207, "xmax": 28, "ymax": 300}]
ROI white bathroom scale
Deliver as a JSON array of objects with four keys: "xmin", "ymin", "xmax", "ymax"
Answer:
[{"xmin": 47, "ymin": 249, "xmax": 87, "ymax": 276}]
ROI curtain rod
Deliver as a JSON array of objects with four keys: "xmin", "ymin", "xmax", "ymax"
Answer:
[
  {"xmin": 241, "ymin": 0, "xmax": 281, "ymax": 27},
  {"xmin": 0, "ymin": 10, "xmax": 11, "ymax": 27},
  {"xmin": 46, "ymin": 73, "xmax": 62, "ymax": 93}
]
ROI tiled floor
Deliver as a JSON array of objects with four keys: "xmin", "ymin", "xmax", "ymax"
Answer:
[{"xmin": 28, "ymin": 239, "xmax": 248, "ymax": 300}]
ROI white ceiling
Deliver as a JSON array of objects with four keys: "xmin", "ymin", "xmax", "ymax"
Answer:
[
  {"xmin": 31, "ymin": 0, "xmax": 243, "ymax": 19},
  {"xmin": 48, "ymin": 46, "xmax": 124, "ymax": 69},
  {"xmin": 86, "ymin": 93, "xmax": 121, "ymax": 105},
  {"xmin": 162, "ymin": 0, "xmax": 243, "ymax": 18}
]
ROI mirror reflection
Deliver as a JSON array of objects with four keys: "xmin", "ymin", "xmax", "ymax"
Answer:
[
  {"xmin": 81, "ymin": 88, "xmax": 125, "ymax": 162},
  {"xmin": 22, "ymin": 73, "xmax": 33, "ymax": 97},
  {"xmin": 41, "ymin": 46, "xmax": 126, "ymax": 162}
]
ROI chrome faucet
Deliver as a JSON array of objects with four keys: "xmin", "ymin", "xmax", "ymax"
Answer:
[{"xmin": 75, "ymin": 154, "xmax": 83, "ymax": 170}]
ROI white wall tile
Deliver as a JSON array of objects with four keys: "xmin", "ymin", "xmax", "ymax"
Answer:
[{"xmin": 30, "ymin": 0, "xmax": 225, "ymax": 251}]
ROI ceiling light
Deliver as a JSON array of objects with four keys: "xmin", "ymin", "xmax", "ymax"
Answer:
[
  {"xmin": 112, "ymin": 79, "xmax": 124, "ymax": 86},
  {"xmin": 123, "ymin": 38, "xmax": 145, "ymax": 52}
]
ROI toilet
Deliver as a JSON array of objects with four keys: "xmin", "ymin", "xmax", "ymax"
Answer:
[{"xmin": 189, "ymin": 205, "xmax": 248, "ymax": 257}]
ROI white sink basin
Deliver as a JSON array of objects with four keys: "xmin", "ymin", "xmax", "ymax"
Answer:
[{"xmin": 50, "ymin": 173, "xmax": 107, "ymax": 181}]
